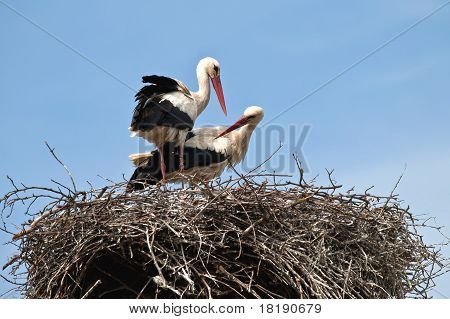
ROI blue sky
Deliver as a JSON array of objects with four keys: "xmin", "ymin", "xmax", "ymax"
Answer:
[{"xmin": 1, "ymin": 0, "xmax": 449, "ymax": 298}]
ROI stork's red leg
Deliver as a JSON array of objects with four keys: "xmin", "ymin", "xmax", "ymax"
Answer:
[
  {"xmin": 179, "ymin": 143, "xmax": 185, "ymax": 171},
  {"xmin": 158, "ymin": 145, "xmax": 166, "ymax": 180}
]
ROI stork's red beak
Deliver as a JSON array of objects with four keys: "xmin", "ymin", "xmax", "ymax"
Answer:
[
  {"xmin": 215, "ymin": 116, "xmax": 249, "ymax": 139},
  {"xmin": 211, "ymin": 76, "xmax": 227, "ymax": 116}
]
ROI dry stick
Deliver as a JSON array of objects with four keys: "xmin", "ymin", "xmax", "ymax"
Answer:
[
  {"xmin": 200, "ymin": 277, "xmax": 212, "ymax": 299},
  {"xmin": 94, "ymin": 266, "xmax": 139, "ymax": 296},
  {"xmin": 180, "ymin": 182, "xmax": 238, "ymax": 231},
  {"xmin": 229, "ymin": 165, "xmax": 273, "ymax": 239},
  {"xmin": 383, "ymin": 167, "xmax": 406, "ymax": 210},
  {"xmin": 81, "ymin": 279, "xmax": 102, "ymax": 299},
  {"xmin": 293, "ymin": 154, "xmax": 306, "ymax": 186},
  {"xmin": 0, "ymin": 274, "xmax": 23, "ymax": 286},
  {"xmin": 2, "ymin": 254, "xmax": 19, "ymax": 270},
  {"xmin": 136, "ymin": 278, "xmax": 153, "ymax": 299},
  {"xmin": 289, "ymin": 187, "xmax": 323, "ymax": 208},
  {"xmin": 0, "ymin": 287, "xmax": 21, "ymax": 299},
  {"xmin": 145, "ymin": 228, "xmax": 180, "ymax": 296},
  {"xmin": 244, "ymin": 143, "xmax": 284, "ymax": 177},
  {"xmin": 218, "ymin": 265, "xmax": 261, "ymax": 298},
  {"xmin": 96, "ymin": 187, "xmax": 108, "ymax": 199},
  {"xmin": 241, "ymin": 217, "xmax": 265, "ymax": 237},
  {"xmin": 12, "ymin": 206, "xmax": 64, "ymax": 240},
  {"xmin": 45, "ymin": 141, "xmax": 77, "ymax": 193},
  {"xmin": 5, "ymin": 175, "xmax": 25, "ymax": 206},
  {"xmin": 341, "ymin": 259, "xmax": 353, "ymax": 298}
]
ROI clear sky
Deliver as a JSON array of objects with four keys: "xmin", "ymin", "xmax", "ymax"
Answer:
[{"xmin": 1, "ymin": 0, "xmax": 449, "ymax": 298}]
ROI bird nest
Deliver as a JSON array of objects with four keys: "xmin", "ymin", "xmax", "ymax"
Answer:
[{"xmin": 1, "ymin": 170, "xmax": 448, "ymax": 299}]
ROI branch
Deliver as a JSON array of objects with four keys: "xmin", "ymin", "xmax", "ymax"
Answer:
[{"xmin": 45, "ymin": 141, "xmax": 77, "ymax": 193}]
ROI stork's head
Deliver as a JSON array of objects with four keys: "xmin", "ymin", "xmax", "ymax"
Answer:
[
  {"xmin": 242, "ymin": 106, "xmax": 264, "ymax": 125},
  {"xmin": 215, "ymin": 106, "xmax": 264, "ymax": 139},
  {"xmin": 200, "ymin": 57, "xmax": 221, "ymax": 78},
  {"xmin": 199, "ymin": 57, "xmax": 227, "ymax": 116}
]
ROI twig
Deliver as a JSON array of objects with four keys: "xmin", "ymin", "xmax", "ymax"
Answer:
[{"xmin": 45, "ymin": 141, "xmax": 77, "ymax": 193}]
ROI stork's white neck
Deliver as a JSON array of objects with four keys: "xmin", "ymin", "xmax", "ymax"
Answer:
[
  {"xmin": 192, "ymin": 64, "xmax": 211, "ymax": 116},
  {"xmin": 229, "ymin": 124, "xmax": 258, "ymax": 165}
]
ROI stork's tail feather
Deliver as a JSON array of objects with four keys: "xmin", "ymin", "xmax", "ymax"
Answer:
[
  {"xmin": 129, "ymin": 152, "xmax": 153, "ymax": 167},
  {"xmin": 126, "ymin": 150, "xmax": 163, "ymax": 192}
]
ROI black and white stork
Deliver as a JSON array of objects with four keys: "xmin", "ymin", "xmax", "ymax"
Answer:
[
  {"xmin": 129, "ymin": 57, "xmax": 227, "ymax": 179},
  {"xmin": 128, "ymin": 106, "xmax": 264, "ymax": 189}
]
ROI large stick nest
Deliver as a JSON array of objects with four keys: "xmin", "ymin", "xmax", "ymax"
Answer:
[{"xmin": 1, "ymin": 171, "xmax": 448, "ymax": 299}]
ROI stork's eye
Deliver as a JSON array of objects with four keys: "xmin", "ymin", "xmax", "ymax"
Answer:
[
  {"xmin": 213, "ymin": 65, "xmax": 219, "ymax": 72},
  {"xmin": 247, "ymin": 115, "xmax": 256, "ymax": 119}
]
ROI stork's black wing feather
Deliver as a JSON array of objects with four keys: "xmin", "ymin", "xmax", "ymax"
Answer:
[
  {"xmin": 185, "ymin": 131, "xmax": 196, "ymax": 141},
  {"xmin": 130, "ymin": 75, "xmax": 193, "ymax": 132},
  {"xmin": 127, "ymin": 143, "xmax": 228, "ymax": 191},
  {"xmin": 131, "ymin": 98, "xmax": 194, "ymax": 131},
  {"xmin": 183, "ymin": 146, "xmax": 228, "ymax": 169},
  {"xmin": 142, "ymin": 75, "xmax": 181, "ymax": 88}
]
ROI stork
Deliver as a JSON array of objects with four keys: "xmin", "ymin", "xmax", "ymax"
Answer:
[
  {"xmin": 128, "ymin": 106, "xmax": 264, "ymax": 189},
  {"xmin": 129, "ymin": 57, "xmax": 227, "ymax": 179}
]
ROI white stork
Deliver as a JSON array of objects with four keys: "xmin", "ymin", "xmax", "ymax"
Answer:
[
  {"xmin": 129, "ymin": 57, "xmax": 227, "ymax": 179},
  {"xmin": 128, "ymin": 106, "xmax": 264, "ymax": 189}
]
